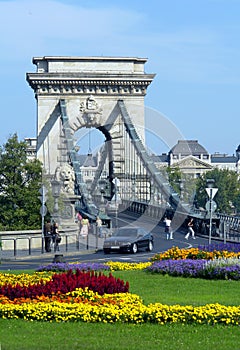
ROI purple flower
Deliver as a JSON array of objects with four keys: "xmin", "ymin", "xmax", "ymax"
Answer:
[
  {"xmin": 204, "ymin": 265, "xmax": 240, "ymax": 280},
  {"xmin": 147, "ymin": 259, "xmax": 206, "ymax": 277},
  {"xmin": 37, "ymin": 262, "xmax": 110, "ymax": 272},
  {"xmin": 198, "ymin": 243, "xmax": 240, "ymax": 253},
  {"xmin": 147, "ymin": 259, "xmax": 240, "ymax": 280}
]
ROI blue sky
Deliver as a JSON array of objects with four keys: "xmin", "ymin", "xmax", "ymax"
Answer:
[{"xmin": 0, "ymin": 0, "xmax": 239, "ymax": 155}]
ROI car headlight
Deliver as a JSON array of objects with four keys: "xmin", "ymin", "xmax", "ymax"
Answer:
[{"xmin": 120, "ymin": 241, "xmax": 131, "ymax": 246}]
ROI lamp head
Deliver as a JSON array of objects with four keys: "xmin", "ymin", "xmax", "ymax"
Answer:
[
  {"xmin": 206, "ymin": 178, "xmax": 215, "ymax": 188},
  {"xmin": 51, "ymin": 179, "xmax": 61, "ymax": 196}
]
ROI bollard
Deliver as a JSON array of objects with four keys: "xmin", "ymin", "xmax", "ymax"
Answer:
[
  {"xmin": 29, "ymin": 237, "xmax": 32, "ymax": 255},
  {"xmin": 52, "ymin": 254, "xmax": 65, "ymax": 263},
  {"xmin": 14, "ymin": 239, "xmax": 17, "ymax": 256}
]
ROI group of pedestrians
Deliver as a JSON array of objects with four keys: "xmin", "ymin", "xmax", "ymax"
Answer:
[
  {"xmin": 164, "ymin": 217, "xmax": 196, "ymax": 240},
  {"xmin": 44, "ymin": 219, "xmax": 61, "ymax": 253},
  {"xmin": 76, "ymin": 212, "xmax": 104, "ymax": 238},
  {"xmin": 76, "ymin": 212, "xmax": 91, "ymax": 238}
]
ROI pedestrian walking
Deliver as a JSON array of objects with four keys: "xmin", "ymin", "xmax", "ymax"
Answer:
[
  {"xmin": 52, "ymin": 222, "xmax": 61, "ymax": 252},
  {"xmin": 44, "ymin": 219, "xmax": 52, "ymax": 252},
  {"xmin": 164, "ymin": 217, "xmax": 173, "ymax": 240},
  {"xmin": 75, "ymin": 211, "xmax": 82, "ymax": 224},
  {"xmin": 185, "ymin": 218, "xmax": 196, "ymax": 240},
  {"xmin": 80, "ymin": 216, "xmax": 90, "ymax": 238},
  {"xmin": 96, "ymin": 216, "xmax": 103, "ymax": 237}
]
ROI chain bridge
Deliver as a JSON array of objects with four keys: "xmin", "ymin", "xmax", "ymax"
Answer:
[{"xmin": 27, "ymin": 56, "xmax": 239, "ymax": 241}]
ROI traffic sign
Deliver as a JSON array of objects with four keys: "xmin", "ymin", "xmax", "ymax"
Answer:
[
  {"xmin": 113, "ymin": 177, "xmax": 120, "ymax": 187},
  {"xmin": 205, "ymin": 200, "xmax": 217, "ymax": 213},
  {"xmin": 39, "ymin": 186, "xmax": 48, "ymax": 196},
  {"xmin": 39, "ymin": 185, "xmax": 48, "ymax": 205},
  {"xmin": 38, "ymin": 195, "xmax": 48, "ymax": 204},
  {"xmin": 205, "ymin": 188, "xmax": 218, "ymax": 199},
  {"xmin": 40, "ymin": 205, "xmax": 47, "ymax": 216}
]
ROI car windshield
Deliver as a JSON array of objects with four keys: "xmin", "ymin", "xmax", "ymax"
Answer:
[{"xmin": 113, "ymin": 228, "xmax": 138, "ymax": 237}]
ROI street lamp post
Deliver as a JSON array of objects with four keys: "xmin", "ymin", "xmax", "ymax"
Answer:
[
  {"xmin": 178, "ymin": 179, "xmax": 185, "ymax": 200},
  {"xmin": 97, "ymin": 179, "xmax": 107, "ymax": 214},
  {"xmin": 100, "ymin": 187, "xmax": 105, "ymax": 204},
  {"xmin": 113, "ymin": 177, "xmax": 120, "ymax": 228},
  {"xmin": 205, "ymin": 179, "xmax": 218, "ymax": 245},
  {"xmin": 39, "ymin": 185, "xmax": 48, "ymax": 254},
  {"xmin": 51, "ymin": 179, "xmax": 61, "ymax": 224}
]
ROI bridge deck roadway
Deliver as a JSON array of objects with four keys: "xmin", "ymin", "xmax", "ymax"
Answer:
[{"xmin": 1, "ymin": 212, "xmax": 233, "ymax": 271}]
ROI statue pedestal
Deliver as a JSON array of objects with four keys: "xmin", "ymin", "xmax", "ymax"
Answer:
[{"xmin": 60, "ymin": 195, "xmax": 80, "ymax": 229}]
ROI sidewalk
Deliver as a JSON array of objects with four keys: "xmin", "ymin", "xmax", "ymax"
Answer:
[{"xmin": 0, "ymin": 233, "xmax": 106, "ymax": 261}]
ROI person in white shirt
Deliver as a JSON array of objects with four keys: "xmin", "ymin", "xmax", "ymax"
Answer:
[{"xmin": 164, "ymin": 217, "xmax": 173, "ymax": 240}]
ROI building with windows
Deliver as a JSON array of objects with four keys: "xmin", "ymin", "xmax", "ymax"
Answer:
[
  {"xmin": 153, "ymin": 140, "xmax": 240, "ymax": 177},
  {"xmin": 211, "ymin": 152, "xmax": 238, "ymax": 172},
  {"xmin": 168, "ymin": 140, "xmax": 212, "ymax": 177},
  {"xmin": 24, "ymin": 138, "xmax": 37, "ymax": 160}
]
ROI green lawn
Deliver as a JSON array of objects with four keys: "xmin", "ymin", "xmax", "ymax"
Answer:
[
  {"xmin": 0, "ymin": 320, "xmax": 239, "ymax": 350},
  {"xmin": 113, "ymin": 270, "xmax": 240, "ymax": 306},
  {"xmin": 0, "ymin": 269, "xmax": 240, "ymax": 350}
]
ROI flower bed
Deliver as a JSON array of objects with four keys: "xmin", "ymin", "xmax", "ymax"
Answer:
[
  {"xmin": 0, "ymin": 285, "xmax": 239, "ymax": 325},
  {"xmin": 1, "ymin": 244, "xmax": 240, "ymax": 324},
  {"xmin": 148, "ymin": 244, "xmax": 240, "ymax": 280},
  {"xmin": 37, "ymin": 261, "xmax": 151, "ymax": 273},
  {"xmin": 37, "ymin": 262, "xmax": 110, "ymax": 273},
  {"xmin": 151, "ymin": 244, "xmax": 240, "ymax": 262},
  {"xmin": 147, "ymin": 259, "xmax": 240, "ymax": 280},
  {"xmin": 0, "ymin": 270, "xmax": 129, "ymax": 300}
]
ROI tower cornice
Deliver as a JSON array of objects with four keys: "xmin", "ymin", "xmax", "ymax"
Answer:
[
  {"xmin": 27, "ymin": 56, "xmax": 155, "ymax": 96},
  {"xmin": 26, "ymin": 73, "xmax": 155, "ymax": 96}
]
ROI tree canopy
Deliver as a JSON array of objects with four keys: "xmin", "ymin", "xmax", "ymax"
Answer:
[
  {"xmin": 166, "ymin": 166, "xmax": 240, "ymax": 214},
  {"xmin": 195, "ymin": 168, "xmax": 240, "ymax": 214},
  {"xmin": 0, "ymin": 134, "xmax": 42, "ymax": 230}
]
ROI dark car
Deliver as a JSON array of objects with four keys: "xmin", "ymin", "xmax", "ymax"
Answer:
[{"xmin": 103, "ymin": 226, "xmax": 154, "ymax": 254}]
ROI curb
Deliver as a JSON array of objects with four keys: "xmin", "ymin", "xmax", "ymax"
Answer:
[{"xmin": 0, "ymin": 248, "xmax": 103, "ymax": 262}]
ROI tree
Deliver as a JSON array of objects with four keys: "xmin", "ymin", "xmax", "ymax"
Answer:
[
  {"xmin": 0, "ymin": 134, "xmax": 42, "ymax": 230},
  {"xmin": 165, "ymin": 166, "xmax": 182, "ymax": 194},
  {"xmin": 195, "ymin": 168, "xmax": 240, "ymax": 214},
  {"xmin": 165, "ymin": 166, "xmax": 197, "ymax": 205}
]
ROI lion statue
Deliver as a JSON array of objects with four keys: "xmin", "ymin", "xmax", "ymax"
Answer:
[{"xmin": 55, "ymin": 163, "xmax": 75, "ymax": 195}]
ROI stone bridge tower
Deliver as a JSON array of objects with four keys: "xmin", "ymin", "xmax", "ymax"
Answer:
[
  {"xmin": 27, "ymin": 57, "xmax": 156, "ymax": 225},
  {"xmin": 27, "ymin": 56, "xmax": 155, "ymax": 178}
]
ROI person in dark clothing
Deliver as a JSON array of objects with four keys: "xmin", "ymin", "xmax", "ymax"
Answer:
[
  {"xmin": 52, "ymin": 222, "xmax": 61, "ymax": 252},
  {"xmin": 44, "ymin": 219, "xmax": 52, "ymax": 252},
  {"xmin": 185, "ymin": 218, "xmax": 196, "ymax": 240}
]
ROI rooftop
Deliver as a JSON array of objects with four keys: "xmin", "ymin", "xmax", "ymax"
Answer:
[{"xmin": 170, "ymin": 140, "xmax": 209, "ymax": 156}]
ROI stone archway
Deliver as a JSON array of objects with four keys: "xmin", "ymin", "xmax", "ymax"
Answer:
[
  {"xmin": 27, "ymin": 56, "xmax": 155, "ymax": 224},
  {"xmin": 27, "ymin": 56, "xmax": 155, "ymax": 176}
]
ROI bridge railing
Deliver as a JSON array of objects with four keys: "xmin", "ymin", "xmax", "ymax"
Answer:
[
  {"xmin": 217, "ymin": 213, "xmax": 240, "ymax": 243},
  {"xmin": 121, "ymin": 199, "xmax": 240, "ymax": 243},
  {"xmin": 0, "ymin": 227, "xmax": 108, "ymax": 259}
]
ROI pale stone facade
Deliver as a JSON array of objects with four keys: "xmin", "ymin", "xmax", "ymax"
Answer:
[
  {"xmin": 26, "ymin": 56, "xmax": 155, "ymax": 225},
  {"xmin": 27, "ymin": 56, "xmax": 155, "ymax": 177},
  {"xmin": 152, "ymin": 140, "xmax": 239, "ymax": 177}
]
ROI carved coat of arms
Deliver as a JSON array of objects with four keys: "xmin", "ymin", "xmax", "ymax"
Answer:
[{"xmin": 79, "ymin": 96, "xmax": 103, "ymax": 126}]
